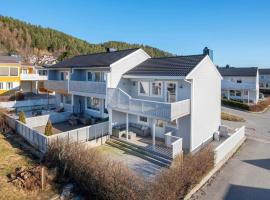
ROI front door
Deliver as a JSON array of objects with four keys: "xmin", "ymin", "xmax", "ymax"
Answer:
[{"xmin": 166, "ymin": 82, "xmax": 177, "ymax": 102}]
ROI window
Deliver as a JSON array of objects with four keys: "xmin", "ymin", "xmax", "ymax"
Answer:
[
  {"xmin": 167, "ymin": 119, "xmax": 177, "ymax": 128},
  {"xmin": 60, "ymin": 94, "xmax": 64, "ymax": 103},
  {"xmin": 6, "ymin": 82, "xmax": 13, "ymax": 90},
  {"xmin": 138, "ymin": 116, "xmax": 148, "ymax": 124},
  {"xmin": 236, "ymin": 80, "xmax": 242, "ymax": 83},
  {"xmin": 244, "ymin": 90, "xmax": 248, "ymax": 96},
  {"xmin": 235, "ymin": 90, "xmax": 241, "ymax": 97},
  {"xmin": 260, "ymin": 82, "xmax": 264, "ymax": 87},
  {"xmin": 0, "ymin": 67, "xmax": 9, "ymax": 76},
  {"xmin": 139, "ymin": 81, "xmax": 149, "ymax": 96},
  {"xmin": 230, "ymin": 90, "xmax": 235, "ymax": 96},
  {"xmin": 266, "ymin": 83, "xmax": 269, "ymax": 88},
  {"xmin": 151, "ymin": 82, "xmax": 162, "ymax": 96},
  {"xmin": 86, "ymin": 97, "xmax": 101, "ymax": 111},
  {"xmin": 156, "ymin": 120, "xmax": 164, "ymax": 128},
  {"xmin": 60, "ymin": 71, "xmax": 69, "ymax": 80},
  {"xmin": 22, "ymin": 69, "xmax": 28, "ymax": 74},
  {"xmin": 0, "ymin": 82, "xmax": 3, "ymax": 89},
  {"xmin": 10, "ymin": 67, "xmax": 18, "ymax": 76},
  {"xmin": 38, "ymin": 70, "xmax": 47, "ymax": 76},
  {"xmin": 65, "ymin": 95, "xmax": 72, "ymax": 104},
  {"xmin": 87, "ymin": 72, "xmax": 104, "ymax": 82}
]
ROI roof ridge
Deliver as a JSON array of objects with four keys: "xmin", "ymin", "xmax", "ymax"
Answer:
[
  {"xmin": 72, "ymin": 48, "xmax": 140, "ymax": 58},
  {"xmin": 150, "ymin": 54, "xmax": 205, "ymax": 60}
]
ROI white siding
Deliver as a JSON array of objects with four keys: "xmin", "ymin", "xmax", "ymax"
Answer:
[{"xmin": 187, "ymin": 56, "xmax": 221, "ymax": 151}]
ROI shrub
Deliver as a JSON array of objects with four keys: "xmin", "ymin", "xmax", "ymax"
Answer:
[
  {"xmin": 18, "ymin": 111, "xmax": 26, "ymax": 124},
  {"xmin": 222, "ymin": 99, "xmax": 250, "ymax": 110},
  {"xmin": 44, "ymin": 141, "xmax": 146, "ymax": 200},
  {"xmin": 44, "ymin": 120, "xmax": 53, "ymax": 136},
  {"xmin": 221, "ymin": 112, "xmax": 245, "ymax": 122},
  {"xmin": 147, "ymin": 146, "xmax": 214, "ymax": 200},
  {"xmin": 249, "ymin": 97, "xmax": 270, "ymax": 112}
]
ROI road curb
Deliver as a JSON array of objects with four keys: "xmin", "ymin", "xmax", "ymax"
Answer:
[{"xmin": 184, "ymin": 137, "xmax": 246, "ymax": 200}]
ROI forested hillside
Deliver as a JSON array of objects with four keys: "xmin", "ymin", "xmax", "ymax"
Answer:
[{"xmin": 0, "ymin": 16, "xmax": 172, "ymax": 62}]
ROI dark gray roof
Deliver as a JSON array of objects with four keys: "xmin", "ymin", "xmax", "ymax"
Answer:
[
  {"xmin": 0, "ymin": 56, "xmax": 21, "ymax": 63},
  {"xmin": 259, "ymin": 68, "xmax": 270, "ymax": 75},
  {"xmin": 218, "ymin": 67, "xmax": 258, "ymax": 77},
  {"xmin": 124, "ymin": 54, "xmax": 206, "ymax": 76},
  {"xmin": 46, "ymin": 48, "xmax": 139, "ymax": 69}
]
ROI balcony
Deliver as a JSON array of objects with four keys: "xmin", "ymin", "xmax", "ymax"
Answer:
[
  {"xmin": 107, "ymin": 88, "xmax": 190, "ymax": 121},
  {"xmin": 44, "ymin": 80, "xmax": 68, "ymax": 93},
  {"xmin": 20, "ymin": 74, "xmax": 48, "ymax": 81},
  {"xmin": 69, "ymin": 81, "xmax": 106, "ymax": 97}
]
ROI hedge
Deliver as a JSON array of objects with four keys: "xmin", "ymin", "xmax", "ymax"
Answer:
[{"xmin": 222, "ymin": 99, "xmax": 250, "ymax": 110}]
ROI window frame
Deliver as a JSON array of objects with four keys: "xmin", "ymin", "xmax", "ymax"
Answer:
[
  {"xmin": 150, "ymin": 81, "xmax": 163, "ymax": 97},
  {"xmin": 85, "ymin": 97, "xmax": 101, "ymax": 112},
  {"xmin": 138, "ymin": 115, "xmax": 149, "ymax": 125},
  {"xmin": 138, "ymin": 81, "xmax": 150, "ymax": 96},
  {"xmin": 6, "ymin": 82, "xmax": 13, "ymax": 90},
  {"xmin": 0, "ymin": 82, "xmax": 4, "ymax": 90}
]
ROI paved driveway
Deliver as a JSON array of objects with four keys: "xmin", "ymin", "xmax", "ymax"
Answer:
[{"xmin": 192, "ymin": 107, "xmax": 270, "ymax": 200}]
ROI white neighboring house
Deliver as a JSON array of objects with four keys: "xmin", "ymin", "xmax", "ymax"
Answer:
[
  {"xmin": 218, "ymin": 66, "xmax": 259, "ymax": 104},
  {"xmin": 259, "ymin": 68, "xmax": 270, "ymax": 94},
  {"xmin": 108, "ymin": 53, "xmax": 222, "ymax": 152}
]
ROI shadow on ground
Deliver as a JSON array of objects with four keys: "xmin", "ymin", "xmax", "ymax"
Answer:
[
  {"xmin": 224, "ymin": 184, "xmax": 270, "ymax": 200},
  {"xmin": 243, "ymin": 158, "xmax": 270, "ymax": 171}
]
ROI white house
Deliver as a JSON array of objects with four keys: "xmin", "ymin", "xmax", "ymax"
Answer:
[
  {"xmin": 45, "ymin": 48, "xmax": 222, "ymax": 154},
  {"xmin": 259, "ymin": 68, "xmax": 270, "ymax": 94},
  {"xmin": 218, "ymin": 66, "xmax": 259, "ymax": 104},
  {"xmin": 108, "ymin": 53, "xmax": 222, "ymax": 152}
]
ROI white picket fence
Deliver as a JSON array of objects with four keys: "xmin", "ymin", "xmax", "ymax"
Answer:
[
  {"xmin": 4, "ymin": 114, "xmax": 109, "ymax": 154},
  {"xmin": 214, "ymin": 126, "xmax": 245, "ymax": 165}
]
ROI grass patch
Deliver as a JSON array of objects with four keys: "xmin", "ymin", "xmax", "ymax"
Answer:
[
  {"xmin": 249, "ymin": 97, "xmax": 270, "ymax": 112},
  {"xmin": 221, "ymin": 112, "xmax": 245, "ymax": 122}
]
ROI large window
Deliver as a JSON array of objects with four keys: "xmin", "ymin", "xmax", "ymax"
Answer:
[
  {"xmin": 0, "ymin": 67, "xmax": 9, "ymax": 76},
  {"xmin": 151, "ymin": 82, "xmax": 162, "ymax": 96},
  {"xmin": 229, "ymin": 90, "xmax": 235, "ymax": 96},
  {"xmin": 6, "ymin": 82, "xmax": 13, "ymax": 90},
  {"xmin": 86, "ymin": 97, "xmax": 101, "ymax": 111},
  {"xmin": 139, "ymin": 81, "xmax": 149, "ymax": 96},
  {"xmin": 10, "ymin": 67, "xmax": 18, "ymax": 76},
  {"xmin": 87, "ymin": 71, "xmax": 104, "ymax": 82},
  {"xmin": 138, "ymin": 116, "xmax": 148, "ymax": 124},
  {"xmin": 0, "ymin": 82, "xmax": 3, "ymax": 89},
  {"xmin": 235, "ymin": 90, "xmax": 241, "ymax": 97},
  {"xmin": 60, "ymin": 71, "xmax": 69, "ymax": 80}
]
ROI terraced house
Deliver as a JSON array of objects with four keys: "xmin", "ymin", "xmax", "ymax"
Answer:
[
  {"xmin": 259, "ymin": 68, "xmax": 270, "ymax": 94},
  {"xmin": 0, "ymin": 56, "xmax": 21, "ymax": 95},
  {"xmin": 45, "ymin": 48, "xmax": 222, "ymax": 155},
  {"xmin": 0, "ymin": 56, "xmax": 48, "ymax": 96},
  {"xmin": 218, "ymin": 66, "xmax": 260, "ymax": 104}
]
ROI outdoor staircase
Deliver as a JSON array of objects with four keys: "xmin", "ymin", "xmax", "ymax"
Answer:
[{"xmin": 106, "ymin": 137, "xmax": 172, "ymax": 167}]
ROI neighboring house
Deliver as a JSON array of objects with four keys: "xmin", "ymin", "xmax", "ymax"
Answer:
[
  {"xmin": 108, "ymin": 53, "xmax": 222, "ymax": 152},
  {"xmin": 20, "ymin": 65, "xmax": 48, "ymax": 94},
  {"xmin": 44, "ymin": 48, "xmax": 149, "ymax": 117},
  {"xmin": 0, "ymin": 56, "xmax": 21, "ymax": 95},
  {"xmin": 218, "ymin": 66, "xmax": 259, "ymax": 104},
  {"xmin": 259, "ymin": 68, "xmax": 270, "ymax": 93}
]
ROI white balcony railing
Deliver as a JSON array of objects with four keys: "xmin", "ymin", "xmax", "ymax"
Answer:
[
  {"xmin": 107, "ymin": 88, "xmax": 190, "ymax": 121},
  {"xmin": 44, "ymin": 80, "xmax": 68, "ymax": 92},
  {"xmin": 20, "ymin": 74, "xmax": 48, "ymax": 81},
  {"xmin": 69, "ymin": 81, "xmax": 106, "ymax": 95},
  {"xmin": 222, "ymin": 80, "xmax": 256, "ymax": 90}
]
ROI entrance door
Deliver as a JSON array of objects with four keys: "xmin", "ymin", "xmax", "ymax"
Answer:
[
  {"xmin": 155, "ymin": 120, "xmax": 165, "ymax": 139},
  {"xmin": 166, "ymin": 82, "xmax": 177, "ymax": 102}
]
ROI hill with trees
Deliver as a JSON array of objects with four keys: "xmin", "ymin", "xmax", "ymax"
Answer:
[{"xmin": 0, "ymin": 16, "xmax": 172, "ymax": 62}]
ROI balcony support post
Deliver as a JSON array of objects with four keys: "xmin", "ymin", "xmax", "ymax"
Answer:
[
  {"xmin": 109, "ymin": 109, "xmax": 112, "ymax": 136},
  {"xmin": 152, "ymin": 119, "xmax": 156, "ymax": 150},
  {"xmin": 247, "ymin": 90, "xmax": 250, "ymax": 104},
  {"xmin": 126, "ymin": 113, "xmax": 129, "ymax": 140},
  {"xmin": 227, "ymin": 90, "xmax": 230, "ymax": 100}
]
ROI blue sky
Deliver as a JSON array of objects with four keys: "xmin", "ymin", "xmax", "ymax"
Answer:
[{"xmin": 0, "ymin": 0, "xmax": 270, "ymax": 67}]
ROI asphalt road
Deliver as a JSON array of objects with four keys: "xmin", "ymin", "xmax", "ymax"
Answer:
[{"xmin": 191, "ymin": 107, "xmax": 270, "ymax": 200}]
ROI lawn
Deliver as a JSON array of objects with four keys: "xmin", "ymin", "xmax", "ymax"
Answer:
[
  {"xmin": 221, "ymin": 111, "xmax": 245, "ymax": 122},
  {"xmin": 0, "ymin": 133, "xmax": 58, "ymax": 200}
]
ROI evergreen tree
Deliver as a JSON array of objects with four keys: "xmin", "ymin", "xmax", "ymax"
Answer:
[
  {"xmin": 18, "ymin": 111, "xmax": 26, "ymax": 124},
  {"xmin": 45, "ymin": 120, "xmax": 53, "ymax": 136}
]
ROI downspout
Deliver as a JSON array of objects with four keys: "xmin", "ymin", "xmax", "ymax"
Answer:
[{"xmin": 184, "ymin": 79, "xmax": 193, "ymax": 152}]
